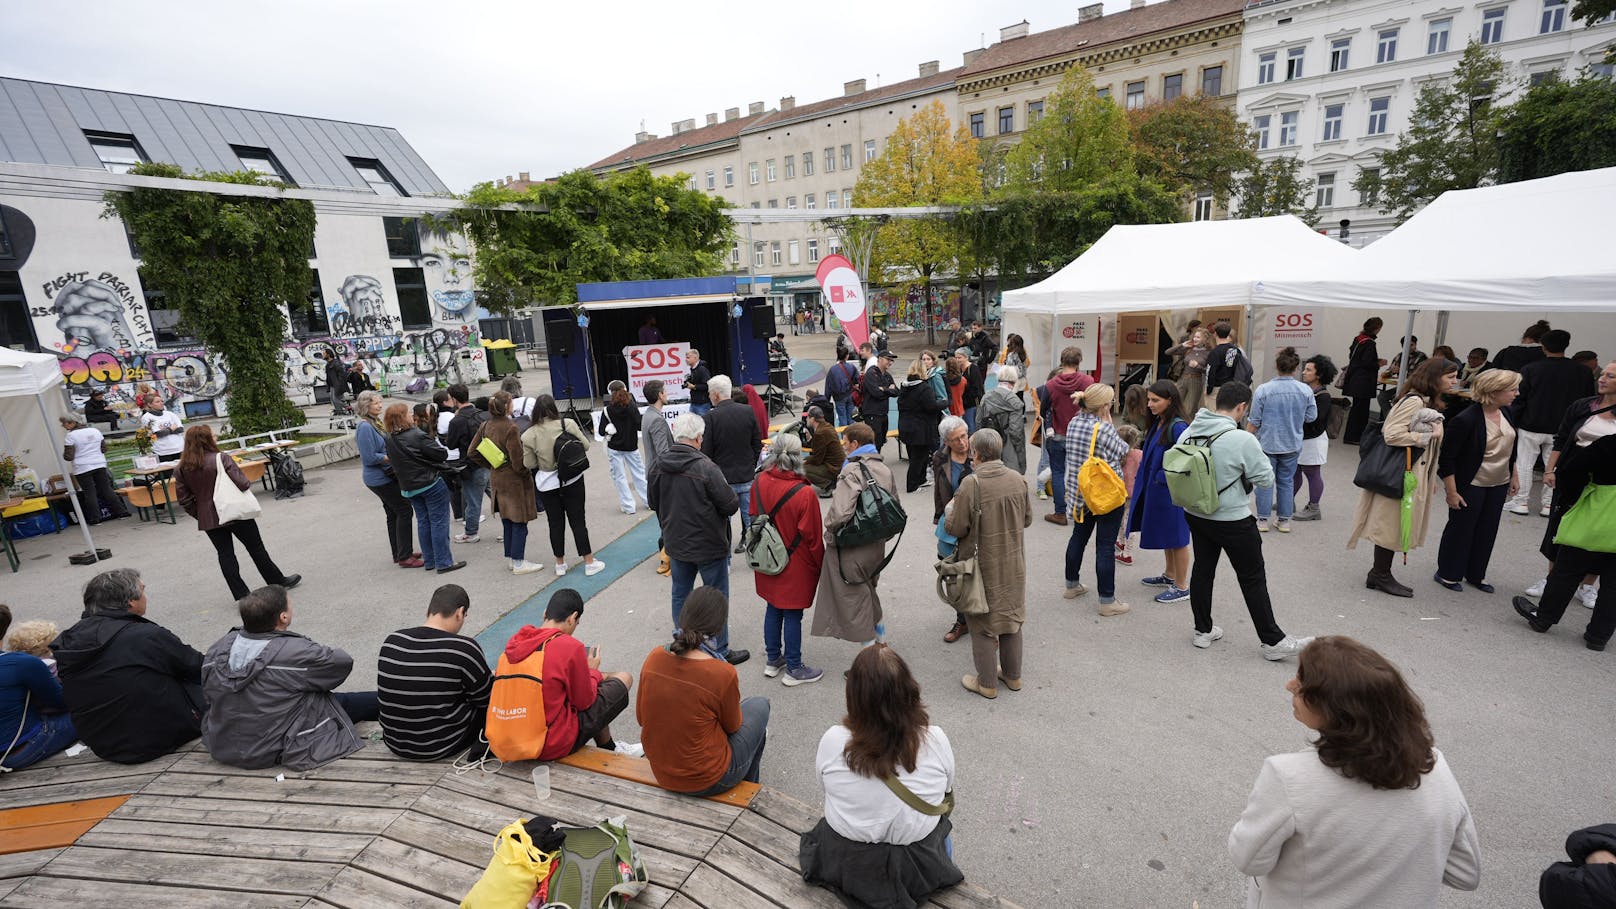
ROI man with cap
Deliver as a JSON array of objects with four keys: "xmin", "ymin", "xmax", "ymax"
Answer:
[
  {"xmin": 859, "ymin": 349, "xmax": 899, "ymax": 453},
  {"xmin": 955, "ymin": 347, "xmax": 986, "ymax": 434}
]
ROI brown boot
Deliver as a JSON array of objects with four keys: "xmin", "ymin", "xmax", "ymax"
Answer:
[
  {"xmin": 655, "ymin": 549, "xmax": 670, "ymax": 576},
  {"xmin": 943, "ymin": 620, "xmax": 968, "ymax": 643}
]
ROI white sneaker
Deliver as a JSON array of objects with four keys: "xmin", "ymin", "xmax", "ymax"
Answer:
[
  {"xmin": 1509, "ymin": 503, "xmax": 1531, "ymax": 515},
  {"xmin": 1192, "ymin": 626, "xmax": 1224, "ymax": 649},
  {"xmin": 585, "ymin": 560, "xmax": 606, "ymax": 577},
  {"xmin": 1540, "ymin": 505, "xmax": 1552, "ymax": 517},
  {"xmin": 1257, "ymin": 519, "xmax": 1271, "ymax": 533},
  {"xmin": 1525, "ymin": 577, "xmax": 1547, "ymax": 598},
  {"xmin": 512, "ymin": 560, "xmax": 545, "ymax": 576},
  {"xmin": 613, "ymin": 741, "xmax": 645, "ymax": 758},
  {"xmin": 1579, "ymin": 584, "xmax": 1599, "ymax": 609},
  {"xmin": 1261, "ymin": 635, "xmax": 1313, "ymax": 661},
  {"xmin": 453, "ymin": 532, "xmax": 480, "ymax": 544},
  {"xmin": 555, "ymin": 562, "xmax": 568, "ymax": 576}
]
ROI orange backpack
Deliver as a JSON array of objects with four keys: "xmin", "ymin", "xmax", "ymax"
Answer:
[{"xmin": 485, "ymin": 637, "xmax": 552, "ymax": 762}]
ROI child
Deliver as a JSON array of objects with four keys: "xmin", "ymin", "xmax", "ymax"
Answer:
[
  {"xmin": 1121, "ymin": 384, "xmax": 1151, "ymax": 434},
  {"xmin": 6, "ymin": 620, "xmax": 60, "ymax": 677},
  {"xmin": 1114, "ymin": 425, "xmax": 1144, "ymax": 566}
]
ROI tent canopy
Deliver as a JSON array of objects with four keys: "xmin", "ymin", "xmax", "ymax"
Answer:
[
  {"xmin": 1001, "ymin": 215, "xmax": 1356, "ymax": 315},
  {"xmin": 1256, "ymin": 166, "xmax": 1616, "ymax": 312},
  {"xmin": 0, "ymin": 347, "xmax": 65, "ymax": 397}
]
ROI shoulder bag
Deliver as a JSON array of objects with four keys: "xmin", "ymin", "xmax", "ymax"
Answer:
[
  {"xmin": 1353, "ymin": 420, "xmax": 1424, "ymax": 499},
  {"xmin": 934, "ymin": 478, "xmax": 988, "ymax": 616},
  {"xmin": 881, "ymin": 775, "xmax": 955, "ymax": 817},
  {"xmin": 1555, "ymin": 483, "xmax": 1616, "ymax": 554},
  {"xmin": 213, "ymin": 453, "xmax": 263, "ymax": 524}
]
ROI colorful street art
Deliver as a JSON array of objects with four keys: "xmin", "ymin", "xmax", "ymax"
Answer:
[{"xmin": 423, "ymin": 247, "xmax": 476, "ymax": 323}]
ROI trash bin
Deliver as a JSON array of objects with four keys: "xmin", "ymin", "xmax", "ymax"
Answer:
[{"xmin": 487, "ymin": 345, "xmax": 519, "ymax": 377}]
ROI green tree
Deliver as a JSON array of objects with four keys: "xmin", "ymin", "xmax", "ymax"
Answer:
[
  {"xmin": 853, "ymin": 100, "xmax": 983, "ymax": 345},
  {"xmin": 1352, "ymin": 41, "xmax": 1515, "ymax": 223},
  {"xmin": 1127, "ymin": 95, "xmax": 1259, "ymax": 208},
  {"xmin": 104, "ymin": 163, "xmax": 312, "ymax": 434},
  {"xmin": 1003, "ymin": 66, "xmax": 1135, "ymax": 193},
  {"xmin": 1573, "ymin": 0, "xmax": 1616, "ymax": 27},
  {"xmin": 1497, "ymin": 72, "xmax": 1616, "ymax": 183},
  {"xmin": 447, "ymin": 167, "xmax": 732, "ymax": 311},
  {"xmin": 1235, "ymin": 156, "xmax": 1320, "ymax": 225}
]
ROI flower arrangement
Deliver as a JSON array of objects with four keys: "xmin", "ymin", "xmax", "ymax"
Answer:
[
  {"xmin": 0, "ymin": 452, "xmax": 20, "ymax": 491},
  {"xmin": 134, "ymin": 426, "xmax": 157, "ymax": 455}
]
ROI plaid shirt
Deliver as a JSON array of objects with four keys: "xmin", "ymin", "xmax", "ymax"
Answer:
[{"xmin": 1063, "ymin": 412, "xmax": 1130, "ymax": 516}]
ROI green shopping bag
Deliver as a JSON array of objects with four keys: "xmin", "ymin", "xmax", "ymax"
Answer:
[{"xmin": 1554, "ymin": 483, "xmax": 1616, "ymax": 554}]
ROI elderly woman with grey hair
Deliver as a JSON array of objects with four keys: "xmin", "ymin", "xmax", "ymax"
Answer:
[
  {"xmin": 944, "ymin": 429, "xmax": 1033, "ymax": 699},
  {"xmin": 354, "ymin": 389, "xmax": 419, "ymax": 567},
  {"xmin": 976, "ymin": 366, "xmax": 1028, "ymax": 475},
  {"xmin": 932, "ymin": 415, "xmax": 974, "ymax": 644},
  {"xmin": 751, "ymin": 433, "xmax": 827, "ymax": 685}
]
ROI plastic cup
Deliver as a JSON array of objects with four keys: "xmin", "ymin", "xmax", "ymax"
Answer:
[{"xmin": 531, "ymin": 764, "xmax": 551, "ymax": 801}]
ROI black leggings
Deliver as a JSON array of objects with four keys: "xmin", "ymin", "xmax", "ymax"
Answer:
[
  {"xmin": 205, "ymin": 520, "xmax": 289, "ymax": 600},
  {"xmin": 904, "ymin": 442, "xmax": 934, "ymax": 492},
  {"xmin": 366, "ymin": 480, "xmax": 415, "ymax": 561},
  {"xmin": 1344, "ymin": 394, "xmax": 1374, "ymax": 445},
  {"xmin": 75, "ymin": 467, "xmax": 130, "ymax": 522},
  {"xmin": 538, "ymin": 480, "xmax": 592, "ymax": 559}
]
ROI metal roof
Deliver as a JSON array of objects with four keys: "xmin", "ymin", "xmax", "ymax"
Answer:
[{"xmin": 0, "ymin": 77, "xmax": 451, "ymax": 196}]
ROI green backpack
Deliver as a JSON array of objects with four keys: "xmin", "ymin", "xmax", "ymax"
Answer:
[
  {"xmin": 542, "ymin": 816, "xmax": 649, "ymax": 909},
  {"xmin": 1162, "ymin": 427, "xmax": 1240, "ymax": 515},
  {"xmin": 744, "ymin": 482, "xmax": 809, "ymax": 576},
  {"xmin": 833, "ymin": 460, "xmax": 907, "ymax": 584}
]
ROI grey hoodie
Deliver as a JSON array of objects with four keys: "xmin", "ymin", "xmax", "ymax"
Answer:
[{"xmin": 201, "ymin": 629, "xmax": 362, "ymax": 771}]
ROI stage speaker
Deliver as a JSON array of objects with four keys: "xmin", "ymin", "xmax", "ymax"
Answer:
[
  {"xmin": 544, "ymin": 319, "xmax": 574, "ymax": 356},
  {"xmin": 750, "ymin": 307, "xmax": 775, "ymax": 340}
]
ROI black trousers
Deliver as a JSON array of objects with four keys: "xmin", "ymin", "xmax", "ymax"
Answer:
[
  {"xmin": 1536, "ymin": 546, "xmax": 1616, "ymax": 644},
  {"xmin": 1184, "ymin": 513, "xmax": 1286, "ymax": 645},
  {"xmin": 1435, "ymin": 483, "xmax": 1508, "ymax": 583},
  {"xmin": 75, "ymin": 468, "xmax": 129, "ymax": 523},
  {"xmin": 538, "ymin": 480, "xmax": 592, "ymax": 559},
  {"xmin": 1343, "ymin": 394, "xmax": 1374, "ymax": 445},
  {"xmin": 366, "ymin": 480, "xmax": 415, "ymax": 562},
  {"xmin": 865, "ymin": 415, "xmax": 888, "ymax": 452},
  {"xmin": 205, "ymin": 519, "xmax": 289, "ymax": 600},
  {"xmin": 442, "ymin": 467, "xmax": 464, "ymax": 519},
  {"xmin": 904, "ymin": 442, "xmax": 934, "ymax": 491}
]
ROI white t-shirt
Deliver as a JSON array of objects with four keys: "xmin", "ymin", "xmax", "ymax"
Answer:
[
  {"xmin": 436, "ymin": 411, "xmax": 460, "ymax": 461},
  {"xmin": 140, "ymin": 410, "xmax": 185, "ymax": 456},
  {"xmin": 817, "ymin": 724, "xmax": 954, "ymax": 846},
  {"xmin": 65, "ymin": 427, "xmax": 108, "ymax": 474}
]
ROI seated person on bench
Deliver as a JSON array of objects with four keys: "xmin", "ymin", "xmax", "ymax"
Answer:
[
  {"xmin": 803, "ymin": 406, "xmax": 844, "ymax": 493},
  {"xmin": 0, "ymin": 606, "xmax": 77, "ymax": 770},
  {"xmin": 377, "ymin": 584, "xmax": 493, "ymax": 761}
]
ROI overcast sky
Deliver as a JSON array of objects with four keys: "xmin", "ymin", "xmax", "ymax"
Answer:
[{"xmin": 9, "ymin": 0, "xmax": 1129, "ymax": 193}]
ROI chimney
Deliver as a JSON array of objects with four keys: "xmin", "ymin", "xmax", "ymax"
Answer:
[
  {"xmin": 681, "ymin": 118, "xmax": 696, "ymax": 133},
  {"xmin": 706, "ymin": 112, "xmax": 718, "ymax": 126},
  {"xmin": 1000, "ymin": 20, "xmax": 1030, "ymax": 41},
  {"xmin": 518, "ymin": 171, "xmax": 530, "ymax": 182},
  {"xmin": 963, "ymin": 48, "xmax": 986, "ymax": 66},
  {"xmin": 1079, "ymin": 3, "xmax": 1104, "ymax": 22},
  {"xmin": 844, "ymin": 79, "xmax": 866, "ymax": 96},
  {"xmin": 748, "ymin": 101, "xmax": 765, "ymax": 115},
  {"xmin": 780, "ymin": 95, "xmax": 796, "ymax": 111},
  {"xmin": 919, "ymin": 60, "xmax": 941, "ymax": 77},
  {"xmin": 725, "ymin": 107, "xmax": 740, "ymax": 121},
  {"xmin": 670, "ymin": 120, "xmax": 683, "ymax": 135},
  {"xmin": 634, "ymin": 131, "xmax": 653, "ymax": 144}
]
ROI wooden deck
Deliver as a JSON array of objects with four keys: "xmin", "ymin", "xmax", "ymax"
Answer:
[{"xmin": 0, "ymin": 725, "xmax": 1019, "ymax": 909}]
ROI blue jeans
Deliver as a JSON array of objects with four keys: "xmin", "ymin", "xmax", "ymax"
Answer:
[
  {"xmin": 1254, "ymin": 452, "xmax": 1300, "ymax": 521},
  {"xmin": 0, "ymin": 712, "xmax": 77, "ymax": 770},
  {"xmin": 964, "ymin": 406, "xmax": 977, "ymax": 435},
  {"xmin": 1065, "ymin": 505, "xmax": 1124, "ymax": 600},
  {"xmin": 409, "ymin": 478, "xmax": 455, "ymax": 569},
  {"xmin": 671, "ymin": 556, "xmax": 731, "ymax": 654},
  {"xmin": 691, "ymin": 402, "xmax": 712, "ymax": 416},
  {"xmin": 608, "ymin": 449, "xmax": 647, "ymax": 512},
  {"xmin": 763, "ymin": 604, "xmax": 804, "ymax": 668},
  {"xmin": 687, "ymin": 696, "xmax": 770, "ymax": 795},
  {"xmin": 833, "ymin": 396, "xmax": 853, "ymax": 427},
  {"xmin": 460, "ymin": 467, "xmax": 489, "ymax": 534},
  {"xmin": 731, "ymin": 481, "xmax": 754, "ymax": 536},
  {"xmin": 334, "ymin": 691, "xmax": 381, "ymax": 723},
  {"xmin": 1046, "ymin": 436, "xmax": 1069, "ymax": 515},
  {"xmin": 503, "ymin": 518, "xmax": 529, "ymax": 561}
]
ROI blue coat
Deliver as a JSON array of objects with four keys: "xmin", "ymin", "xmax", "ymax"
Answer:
[{"xmin": 1127, "ymin": 416, "xmax": 1190, "ymax": 549}]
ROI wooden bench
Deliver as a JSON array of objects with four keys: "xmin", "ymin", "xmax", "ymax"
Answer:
[
  {"xmin": 115, "ymin": 479, "xmax": 179, "ymax": 524},
  {"xmin": 558, "ymin": 745, "xmax": 761, "ymax": 809},
  {"xmin": 0, "ymin": 796, "xmax": 130, "ymax": 855},
  {"xmin": 235, "ymin": 458, "xmax": 270, "ymax": 490}
]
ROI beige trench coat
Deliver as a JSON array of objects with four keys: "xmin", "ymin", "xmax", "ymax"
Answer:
[
  {"xmin": 945, "ymin": 461, "xmax": 1032, "ymax": 635},
  {"xmin": 1347, "ymin": 394, "xmax": 1444, "ymax": 552},
  {"xmin": 811, "ymin": 453, "xmax": 900, "ymax": 643}
]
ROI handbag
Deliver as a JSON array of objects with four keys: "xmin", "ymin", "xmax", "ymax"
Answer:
[
  {"xmin": 934, "ymin": 555, "xmax": 988, "ymax": 616},
  {"xmin": 212, "ymin": 453, "xmax": 263, "ymax": 524},
  {"xmin": 1029, "ymin": 415, "xmax": 1044, "ymax": 448},
  {"xmin": 1353, "ymin": 422, "xmax": 1423, "ymax": 499},
  {"xmin": 475, "ymin": 436, "xmax": 507, "ymax": 470},
  {"xmin": 1554, "ymin": 483, "xmax": 1616, "ymax": 554},
  {"xmin": 880, "ymin": 774, "xmax": 954, "ymax": 817}
]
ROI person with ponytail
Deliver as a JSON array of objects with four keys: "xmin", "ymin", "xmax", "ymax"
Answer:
[
  {"xmin": 637, "ymin": 588, "xmax": 771, "ymax": 796},
  {"xmin": 1248, "ymin": 347, "xmax": 1316, "ymax": 533}
]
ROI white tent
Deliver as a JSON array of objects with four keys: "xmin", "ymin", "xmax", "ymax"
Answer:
[
  {"xmin": 1256, "ymin": 166, "xmax": 1616, "ymax": 312},
  {"xmin": 0, "ymin": 347, "xmax": 101, "ymax": 563}
]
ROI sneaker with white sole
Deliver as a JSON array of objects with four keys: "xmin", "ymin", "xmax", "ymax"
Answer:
[
  {"xmin": 1509, "ymin": 503, "xmax": 1530, "ymax": 515},
  {"xmin": 1261, "ymin": 635, "xmax": 1313, "ymax": 661},
  {"xmin": 584, "ymin": 560, "xmax": 606, "ymax": 577},
  {"xmin": 512, "ymin": 560, "xmax": 545, "ymax": 576},
  {"xmin": 453, "ymin": 532, "xmax": 480, "ymax": 544},
  {"xmin": 1154, "ymin": 586, "xmax": 1190, "ymax": 604},
  {"xmin": 763, "ymin": 658, "xmax": 786, "ymax": 678},
  {"xmin": 1275, "ymin": 519, "xmax": 1292, "ymax": 533},
  {"xmin": 1578, "ymin": 584, "xmax": 1600, "ymax": 609},
  {"xmin": 782, "ymin": 665, "xmax": 825, "ymax": 686},
  {"xmin": 1192, "ymin": 626, "xmax": 1224, "ymax": 649},
  {"xmin": 1140, "ymin": 575, "xmax": 1173, "ymax": 588},
  {"xmin": 1063, "ymin": 583, "xmax": 1088, "ymax": 599},
  {"xmin": 1257, "ymin": 518, "xmax": 1271, "ymax": 533},
  {"xmin": 1525, "ymin": 577, "xmax": 1547, "ymax": 598},
  {"xmin": 554, "ymin": 562, "xmax": 568, "ymax": 576},
  {"xmin": 613, "ymin": 741, "xmax": 645, "ymax": 758},
  {"xmin": 1540, "ymin": 505, "xmax": 1553, "ymax": 517}
]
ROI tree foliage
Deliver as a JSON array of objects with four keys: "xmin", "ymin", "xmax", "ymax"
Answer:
[
  {"xmin": 446, "ymin": 167, "xmax": 732, "ymax": 312},
  {"xmin": 1003, "ymin": 66, "xmax": 1136, "ymax": 193},
  {"xmin": 1126, "ymin": 95, "xmax": 1259, "ymax": 207},
  {"xmin": 1235, "ymin": 156, "xmax": 1320, "ymax": 225},
  {"xmin": 1352, "ymin": 42, "xmax": 1515, "ymax": 223},
  {"xmin": 103, "ymin": 163, "xmax": 311, "ymax": 434},
  {"xmin": 1572, "ymin": 0, "xmax": 1616, "ymax": 27},
  {"xmin": 1497, "ymin": 72, "xmax": 1616, "ymax": 183}
]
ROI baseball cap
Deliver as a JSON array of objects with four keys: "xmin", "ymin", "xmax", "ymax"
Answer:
[{"xmin": 876, "ymin": 349, "xmax": 896, "ymax": 360}]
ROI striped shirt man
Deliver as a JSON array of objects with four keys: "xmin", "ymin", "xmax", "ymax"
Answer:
[{"xmin": 377, "ymin": 623, "xmax": 492, "ymax": 761}]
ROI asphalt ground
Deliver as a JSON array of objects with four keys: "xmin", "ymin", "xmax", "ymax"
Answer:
[{"xmin": 7, "ymin": 325, "xmax": 1612, "ymax": 908}]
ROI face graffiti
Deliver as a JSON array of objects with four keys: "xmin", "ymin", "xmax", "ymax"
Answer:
[
  {"xmin": 46, "ymin": 275, "xmax": 148, "ymax": 353},
  {"xmin": 422, "ymin": 250, "xmax": 476, "ymax": 322}
]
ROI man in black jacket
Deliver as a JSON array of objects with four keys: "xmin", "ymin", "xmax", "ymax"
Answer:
[
  {"xmin": 323, "ymin": 351, "xmax": 347, "ymax": 414},
  {"xmin": 1204, "ymin": 322, "xmax": 1253, "ymax": 396},
  {"xmin": 648, "ymin": 413, "xmax": 748, "ymax": 665},
  {"xmin": 442, "ymin": 383, "xmax": 490, "ymax": 542},
  {"xmin": 1509, "ymin": 329, "xmax": 1596, "ymax": 516},
  {"xmin": 50, "ymin": 568, "xmax": 206, "ymax": 764},
  {"xmin": 859, "ymin": 349, "xmax": 898, "ymax": 452},
  {"xmin": 701, "ymin": 374, "xmax": 763, "ymax": 553},
  {"xmin": 954, "ymin": 347, "xmax": 986, "ymax": 433},
  {"xmin": 685, "ymin": 348, "xmax": 713, "ymax": 416},
  {"xmin": 968, "ymin": 320, "xmax": 995, "ymax": 371}
]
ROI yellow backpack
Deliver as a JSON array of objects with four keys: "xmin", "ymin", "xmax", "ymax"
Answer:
[{"xmin": 1075, "ymin": 425, "xmax": 1127, "ymax": 521}]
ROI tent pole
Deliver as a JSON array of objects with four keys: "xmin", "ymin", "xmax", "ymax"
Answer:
[
  {"xmin": 1433, "ymin": 311, "xmax": 1450, "ymax": 350},
  {"xmin": 1396, "ymin": 309, "xmax": 1419, "ymax": 389},
  {"xmin": 34, "ymin": 391, "xmax": 101, "ymax": 562}
]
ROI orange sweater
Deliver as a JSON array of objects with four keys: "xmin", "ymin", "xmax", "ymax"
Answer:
[{"xmin": 636, "ymin": 647, "xmax": 741, "ymax": 793}]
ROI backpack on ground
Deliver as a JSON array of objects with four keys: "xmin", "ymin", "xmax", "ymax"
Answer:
[
  {"xmin": 1162, "ymin": 428, "xmax": 1241, "ymax": 514},
  {"xmin": 834, "ymin": 461, "xmax": 907, "ymax": 584},
  {"xmin": 1074, "ymin": 428, "xmax": 1127, "ymax": 520},
  {"xmin": 485, "ymin": 638, "xmax": 552, "ymax": 762},
  {"xmin": 540, "ymin": 815, "xmax": 650, "ymax": 909},
  {"xmin": 554, "ymin": 421, "xmax": 591, "ymax": 484},
  {"xmin": 744, "ymin": 482, "xmax": 809, "ymax": 575}
]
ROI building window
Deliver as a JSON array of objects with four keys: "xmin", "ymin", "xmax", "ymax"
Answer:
[
  {"xmin": 290, "ymin": 269, "xmax": 330, "ymax": 338},
  {"xmin": 1592, "ymin": 60, "xmax": 1614, "ymax": 78},
  {"xmin": 1126, "ymin": 81, "xmax": 1146, "ymax": 109},
  {"xmin": 788, "ymin": 240, "xmax": 800, "ymax": 265},
  {"xmin": 749, "ymin": 162, "xmax": 759, "ymax": 184},
  {"xmin": 1193, "ymin": 193, "xmax": 1214, "ymax": 221},
  {"xmin": 1428, "ymin": 18, "xmax": 1452, "ymax": 53},
  {"xmin": 807, "ymin": 238, "xmax": 820, "ymax": 263},
  {"xmin": 969, "ymin": 112, "xmax": 985, "ymax": 138},
  {"xmin": 349, "ymin": 158, "xmax": 405, "ymax": 196},
  {"xmin": 767, "ymin": 199, "xmax": 778, "ymax": 209},
  {"xmin": 771, "ymin": 242, "xmax": 782, "ymax": 266},
  {"xmin": 1377, "ymin": 29, "xmax": 1399, "ymax": 63},
  {"xmin": 688, "ymin": 176, "xmax": 697, "ymax": 191},
  {"xmin": 1330, "ymin": 38, "xmax": 1351, "ymax": 72},
  {"xmin": 828, "ymin": 235, "xmax": 842, "ymax": 256},
  {"xmin": 1530, "ymin": 69, "xmax": 1560, "ymax": 86},
  {"xmin": 843, "ymin": 188, "xmax": 853, "ymax": 207},
  {"xmin": 1359, "ymin": 167, "xmax": 1381, "ymax": 204},
  {"xmin": 232, "ymin": 146, "xmax": 292, "ymax": 184},
  {"xmin": 751, "ymin": 201, "xmax": 760, "ymax": 209},
  {"xmin": 383, "ymin": 217, "xmax": 421, "ymax": 258},
  {"xmin": 140, "ymin": 267, "xmax": 190, "ymax": 347},
  {"xmin": 826, "ymin": 190, "xmax": 839, "ymax": 210},
  {"xmin": 0, "ymin": 210, "xmax": 10, "ymax": 258},
  {"xmin": 1201, "ymin": 66, "xmax": 1223, "ymax": 96},
  {"xmin": 766, "ymin": 159, "xmax": 777, "ymax": 181},
  {"xmin": 841, "ymin": 145, "xmax": 853, "ymax": 169},
  {"xmin": 731, "ymin": 243, "xmax": 741, "ymax": 267},
  {"xmin": 1028, "ymin": 100, "xmax": 1045, "ymax": 123},
  {"xmin": 1286, "ymin": 46, "xmax": 1306, "ymax": 80},
  {"xmin": 1542, "ymin": 0, "xmax": 1567, "ymax": 31},
  {"xmin": 999, "ymin": 106, "xmax": 1015, "ymax": 133},
  {"xmin": 1257, "ymin": 52, "xmax": 1277, "ymax": 84},
  {"xmin": 86, "ymin": 132, "xmax": 146, "ymax": 174},
  {"xmin": 825, "ymin": 148, "xmax": 836, "ymax": 172},
  {"xmin": 784, "ymin": 157, "xmax": 795, "ymax": 179},
  {"xmin": 1316, "ymin": 172, "xmax": 1336, "ymax": 208},
  {"xmin": 802, "ymin": 152, "xmax": 814, "ymax": 176},
  {"xmin": 864, "ymin": 139, "xmax": 876, "ymax": 162},
  {"xmin": 1367, "ymin": 96, "xmax": 1391, "ymax": 134},
  {"xmin": 754, "ymin": 242, "xmax": 766, "ymax": 268},
  {"xmin": 1322, "ymin": 103, "xmax": 1344, "ymax": 140},
  {"xmin": 806, "ymin": 194, "xmax": 816, "ymax": 210},
  {"xmin": 706, "ymin": 169, "xmax": 716, "ymax": 189},
  {"xmin": 1481, "ymin": 8, "xmax": 1506, "ymax": 43},
  {"xmin": 394, "ymin": 267, "xmax": 431, "ymax": 330},
  {"xmin": 1096, "ymin": 86, "xmax": 1112, "ymax": 100},
  {"xmin": 786, "ymin": 196, "xmax": 797, "ymax": 209},
  {"xmin": 1279, "ymin": 111, "xmax": 1299, "ymax": 146},
  {"xmin": 0, "ymin": 272, "xmax": 35, "ymax": 351},
  {"xmin": 1163, "ymin": 73, "xmax": 1184, "ymax": 100},
  {"xmin": 724, "ymin": 165, "xmax": 734, "ymax": 186},
  {"xmin": 1254, "ymin": 115, "xmax": 1272, "ymax": 150}
]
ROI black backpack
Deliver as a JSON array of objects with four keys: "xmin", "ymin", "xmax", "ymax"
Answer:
[{"xmin": 553, "ymin": 421, "xmax": 590, "ymax": 484}]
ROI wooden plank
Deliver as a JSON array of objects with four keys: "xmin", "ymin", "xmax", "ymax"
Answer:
[
  {"xmin": 349, "ymin": 836, "xmax": 481, "ymax": 903},
  {"xmin": 726, "ymin": 810, "xmax": 807, "ymax": 873},
  {"xmin": 0, "ymin": 820, "xmax": 102, "ymax": 856},
  {"xmin": 928, "ymin": 882, "xmax": 1026, "ymax": 909},
  {"xmin": 558, "ymin": 747, "xmax": 760, "ymax": 808},
  {"xmin": 701, "ymin": 836, "xmax": 845, "ymax": 909},
  {"xmin": 0, "ymin": 774, "xmax": 159, "ymax": 812},
  {"xmin": 746, "ymin": 785, "xmax": 821, "ymax": 835},
  {"xmin": 314, "ymin": 866, "xmax": 460, "ymax": 909},
  {"xmin": 36, "ymin": 845, "xmax": 343, "ymax": 896},
  {"xmin": 0, "ymin": 848, "xmax": 61, "ymax": 881},
  {"xmin": 0, "ymin": 876, "xmax": 309, "ymax": 908},
  {"xmin": 166, "ymin": 750, "xmax": 448, "ymax": 785},
  {"xmin": 77, "ymin": 818, "xmax": 374, "ymax": 864},
  {"xmin": 663, "ymin": 895, "xmax": 706, "ymax": 909},
  {"xmin": 678, "ymin": 864, "xmax": 785, "ymax": 909},
  {"xmin": 0, "ymin": 795, "xmax": 129, "ymax": 831},
  {"xmin": 139, "ymin": 771, "xmax": 428, "ymax": 809},
  {"xmin": 111, "ymin": 794, "xmax": 403, "ymax": 835},
  {"xmin": 2, "ymin": 750, "xmax": 177, "ymax": 782},
  {"xmin": 538, "ymin": 762, "xmax": 742, "ymax": 831}
]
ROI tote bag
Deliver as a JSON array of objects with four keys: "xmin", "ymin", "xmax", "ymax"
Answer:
[
  {"xmin": 213, "ymin": 453, "xmax": 263, "ymax": 524},
  {"xmin": 1554, "ymin": 483, "xmax": 1616, "ymax": 554}
]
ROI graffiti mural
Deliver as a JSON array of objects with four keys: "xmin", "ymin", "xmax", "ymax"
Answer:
[
  {"xmin": 42, "ymin": 273, "xmax": 150, "ymax": 354},
  {"xmin": 328, "ymin": 275, "xmax": 398, "ymax": 336},
  {"xmin": 867, "ymin": 285, "xmax": 962, "ymax": 333},
  {"xmin": 422, "ymin": 246, "xmax": 476, "ymax": 323}
]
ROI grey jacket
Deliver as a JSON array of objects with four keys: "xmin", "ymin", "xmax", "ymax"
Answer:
[
  {"xmin": 201, "ymin": 629, "xmax": 363, "ymax": 771},
  {"xmin": 642, "ymin": 407, "xmax": 674, "ymax": 475}
]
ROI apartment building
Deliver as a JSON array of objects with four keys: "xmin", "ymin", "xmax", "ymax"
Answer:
[{"xmin": 1239, "ymin": 0, "xmax": 1616, "ymax": 244}]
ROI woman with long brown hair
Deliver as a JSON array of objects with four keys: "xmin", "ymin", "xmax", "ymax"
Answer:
[
  {"xmin": 1131, "ymin": 380, "xmax": 1192, "ymax": 603},
  {"xmin": 801, "ymin": 643, "xmax": 961, "ymax": 907},
  {"xmin": 469, "ymin": 392, "xmax": 542, "ymax": 575},
  {"xmin": 383, "ymin": 402, "xmax": 463, "ymax": 574},
  {"xmin": 1230, "ymin": 636, "xmax": 1480, "ymax": 906},
  {"xmin": 603, "ymin": 379, "xmax": 647, "ymax": 514},
  {"xmin": 174, "ymin": 425, "xmax": 300, "ymax": 599}
]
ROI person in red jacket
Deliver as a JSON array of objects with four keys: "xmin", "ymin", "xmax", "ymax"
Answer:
[
  {"xmin": 504, "ymin": 589, "xmax": 636, "ymax": 760},
  {"xmin": 751, "ymin": 434, "xmax": 826, "ymax": 685}
]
